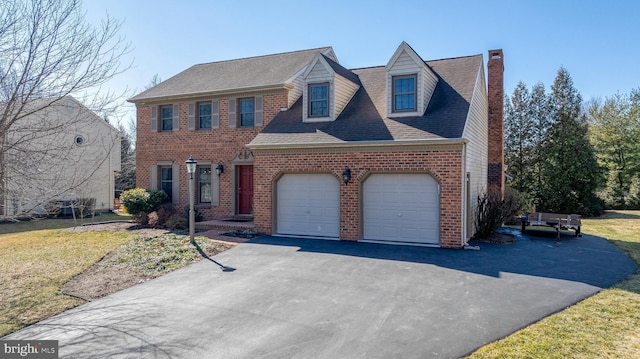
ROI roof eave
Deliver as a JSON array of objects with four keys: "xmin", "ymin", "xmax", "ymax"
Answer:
[
  {"xmin": 128, "ymin": 83, "xmax": 293, "ymax": 104},
  {"xmin": 247, "ymin": 138, "xmax": 468, "ymax": 151}
]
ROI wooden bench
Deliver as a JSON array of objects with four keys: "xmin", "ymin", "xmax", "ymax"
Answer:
[{"xmin": 521, "ymin": 212, "xmax": 582, "ymax": 238}]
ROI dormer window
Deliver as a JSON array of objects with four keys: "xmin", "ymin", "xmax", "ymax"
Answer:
[
  {"xmin": 309, "ymin": 83, "xmax": 329, "ymax": 117},
  {"xmin": 393, "ymin": 75, "xmax": 417, "ymax": 112}
]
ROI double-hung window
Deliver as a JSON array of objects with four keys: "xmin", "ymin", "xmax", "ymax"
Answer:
[
  {"xmin": 160, "ymin": 105, "xmax": 173, "ymax": 131},
  {"xmin": 393, "ymin": 75, "xmax": 417, "ymax": 112},
  {"xmin": 309, "ymin": 83, "xmax": 329, "ymax": 117},
  {"xmin": 198, "ymin": 166, "xmax": 212, "ymax": 204},
  {"xmin": 238, "ymin": 98, "xmax": 254, "ymax": 127},
  {"xmin": 160, "ymin": 166, "xmax": 173, "ymax": 200},
  {"xmin": 197, "ymin": 102, "xmax": 212, "ymax": 129}
]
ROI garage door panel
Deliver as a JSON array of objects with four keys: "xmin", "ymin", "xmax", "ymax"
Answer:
[
  {"xmin": 364, "ymin": 174, "xmax": 440, "ymax": 244},
  {"xmin": 277, "ymin": 174, "xmax": 340, "ymax": 238}
]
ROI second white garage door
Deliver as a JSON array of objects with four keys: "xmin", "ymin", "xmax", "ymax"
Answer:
[
  {"xmin": 363, "ymin": 173, "xmax": 440, "ymax": 245},
  {"xmin": 277, "ymin": 174, "xmax": 340, "ymax": 238}
]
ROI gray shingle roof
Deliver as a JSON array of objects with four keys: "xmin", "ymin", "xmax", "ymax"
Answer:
[
  {"xmin": 129, "ymin": 47, "xmax": 332, "ymax": 102},
  {"xmin": 251, "ymin": 54, "xmax": 482, "ymax": 146}
]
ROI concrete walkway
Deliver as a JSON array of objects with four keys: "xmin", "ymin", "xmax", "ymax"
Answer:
[{"xmin": 4, "ymin": 229, "xmax": 636, "ymax": 358}]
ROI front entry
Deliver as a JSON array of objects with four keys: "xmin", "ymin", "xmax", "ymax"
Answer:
[{"xmin": 237, "ymin": 165, "xmax": 254, "ymax": 215}]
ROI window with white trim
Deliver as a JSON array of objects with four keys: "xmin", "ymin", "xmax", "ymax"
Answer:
[
  {"xmin": 197, "ymin": 101, "xmax": 212, "ymax": 129},
  {"xmin": 308, "ymin": 83, "xmax": 329, "ymax": 117},
  {"xmin": 160, "ymin": 105, "xmax": 173, "ymax": 131},
  {"xmin": 197, "ymin": 166, "xmax": 212, "ymax": 204},
  {"xmin": 159, "ymin": 166, "xmax": 173, "ymax": 200},
  {"xmin": 392, "ymin": 75, "xmax": 417, "ymax": 112},
  {"xmin": 238, "ymin": 98, "xmax": 255, "ymax": 127}
]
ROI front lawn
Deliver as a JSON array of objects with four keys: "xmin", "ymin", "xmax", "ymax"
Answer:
[
  {"xmin": 467, "ymin": 210, "xmax": 640, "ymax": 358},
  {"xmin": 0, "ymin": 229, "xmax": 133, "ymax": 336},
  {"xmin": 0, "ymin": 215, "xmax": 232, "ymax": 337}
]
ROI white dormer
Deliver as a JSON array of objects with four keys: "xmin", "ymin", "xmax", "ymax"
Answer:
[
  {"xmin": 385, "ymin": 41, "xmax": 438, "ymax": 118},
  {"xmin": 301, "ymin": 52, "xmax": 359, "ymax": 123}
]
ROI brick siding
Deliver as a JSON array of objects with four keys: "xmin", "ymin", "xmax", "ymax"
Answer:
[
  {"xmin": 253, "ymin": 147, "xmax": 465, "ymax": 248},
  {"xmin": 487, "ymin": 49, "xmax": 504, "ymax": 194},
  {"xmin": 135, "ymin": 91, "xmax": 287, "ymax": 218}
]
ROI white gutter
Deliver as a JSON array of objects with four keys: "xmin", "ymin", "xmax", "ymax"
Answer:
[{"xmin": 247, "ymin": 137, "xmax": 468, "ymax": 151}]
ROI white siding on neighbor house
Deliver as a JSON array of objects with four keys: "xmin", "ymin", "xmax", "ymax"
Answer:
[
  {"xmin": 332, "ymin": 74, "xmax": 359, "ymax": 118},
  {"xmin": 2, "ymin": 97, "xmax": 121, "ymax": 216},
  {"xmin": 461, "ymin": 64, "xmax": 489, "ymax": 239}
]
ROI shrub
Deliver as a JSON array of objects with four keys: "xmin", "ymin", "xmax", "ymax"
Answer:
[
  {"xmin": 119, "ymin": 188, "xmax": 168, "ymax": 215},
  {"xmin": 132, "ymin": 212, "xmax": 149, "ymax": 225},
  {"xmin": 165, "ymin": 214, "xmax": 188, "ymax": 230},
  {"xmin": 474, "ymin": 187, "xmax": 525, "ymax": 239},
  {"xmin": 183, "ymin": 206, "xmax": 204, "ymax": 222}
]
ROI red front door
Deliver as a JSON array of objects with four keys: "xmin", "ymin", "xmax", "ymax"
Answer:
[{"xmin": 237, "ymin": 165, "xmax": 254, "ymax": 215}]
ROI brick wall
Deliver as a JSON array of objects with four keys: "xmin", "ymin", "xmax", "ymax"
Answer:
[
  {"xmin": 135, "ymin": 91, "xmax": 287, "ymax": 217},
  {"xmin": 487, "ymin": 49, "xmax": 504, "ymax": 194},
  {"xmin": 253, "ymin": 146, "xmax": 465, "ymax": 248}
]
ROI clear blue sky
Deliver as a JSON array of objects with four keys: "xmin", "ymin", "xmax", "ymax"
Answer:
[{"xmin": 84, "ymin": 0, "xmax": 640, "ymax": 126}]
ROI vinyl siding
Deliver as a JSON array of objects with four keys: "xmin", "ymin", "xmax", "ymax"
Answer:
[
  {"xmin": 303, "ymin": 61, "xmax": 332, "ymax": 121},
  {"xmin": 288, "ymin": 74, "xmax": 304, "ymax": 108},
  {"xmin": 385, "ymin": 50, "xmax": 437, "ymax": 117},
  {"xmin": 461, "ymin": 65, "xmax": 489, "ymax": 239},
  {"xmin": 333, "ymin": 74, "xmax": 359, "ymax": 118}
]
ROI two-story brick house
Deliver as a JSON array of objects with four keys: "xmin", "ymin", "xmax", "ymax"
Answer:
[{"xmin": 129, "ymin": 42, "xmax": 504, "ymax": 248}]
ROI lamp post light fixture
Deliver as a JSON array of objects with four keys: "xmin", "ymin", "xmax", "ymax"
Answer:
[
  {"xmin": 342, "ymin": 167, "xmax": 351, "ymax": 185},
  {"xmin": 185, "ymin": 156, "xmax": 197, "ymax": 243},
  {"xmin": 215, "ymin": 163, "xmax": 224, "ymax": 176}
]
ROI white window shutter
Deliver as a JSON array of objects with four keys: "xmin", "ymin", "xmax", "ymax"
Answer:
[
  {"xmin": 188, "ymin": 102, "xmax": 195, "ymax": 130},
  {"xmin": 211, "ymin": 100, "xmax": 219, "ymax": 129},
  {"xmin": 172, "ymin": 104, "xmax": 180, "ymax": 131},
  {"xmin": 172, "ymin": 164, "xmax": 180, "ymax": 204},
  {"xmin": 255, "ymin": 96, "xmax": 263, "ymax": 127},
  {"xmin": 228, "ymin": 98, "xmax": 236, "ymax": 128},
  {"xmin": 151, "ymin": 106, "xmax": 158, "ymax": 132},
  {"xmin": 211, "ymin": 167, "xmax": 220, "ymax": 205},
  {"xmin": 150, "ymin": 165, "xmax": 158, "ymax": 190}
]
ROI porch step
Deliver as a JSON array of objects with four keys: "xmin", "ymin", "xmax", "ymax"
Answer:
[{"xmin": 195, "ymin": 218, "xmax": 255, "ymax": 231}]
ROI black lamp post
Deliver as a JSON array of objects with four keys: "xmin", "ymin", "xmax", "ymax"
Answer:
[{"xmin": 185, "ymin": 156, "xmax": 197, "ymax": 243}]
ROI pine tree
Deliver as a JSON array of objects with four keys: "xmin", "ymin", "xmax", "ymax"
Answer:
[
  {"xmin": 529, "ymin": 83, "xmax": 552, "ymax": 210},
  {"xmin": 504, "ymin": 82, "xmax": 535, "ymax": 205},
  {"xmin": 540, "ymin": 67, "xmax": 602, "ymax": 215},
  {"xmin": 588, "ymin": 89, "xmax": 640, "ymax": 208}
]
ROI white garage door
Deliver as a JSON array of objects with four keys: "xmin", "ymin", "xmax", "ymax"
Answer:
[
  {"xmin": 363, "ymin": 174, "xmax": 440, "ymax": 244},
  {"xmin": 277, "ymin": 174, "xmax": 340, "ymax": 238}
]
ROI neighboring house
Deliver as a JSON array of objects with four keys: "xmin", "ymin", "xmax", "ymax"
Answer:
[
  {"xmin": 129, "ymin": 42, "xmax": 504, "ymax": 248},
  {"xmin": 0, "ymin": 97, "xmax": 122, "ymax": 217}
]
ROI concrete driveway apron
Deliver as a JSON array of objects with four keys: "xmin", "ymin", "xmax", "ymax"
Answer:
[{"xmin": 4, "ymin": 229, "xmax": 636, "ymax": 358}]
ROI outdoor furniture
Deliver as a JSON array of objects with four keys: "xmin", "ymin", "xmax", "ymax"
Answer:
[{"xmin": 521, "ymin": 212, "xmax": 582, "ymax": 238}]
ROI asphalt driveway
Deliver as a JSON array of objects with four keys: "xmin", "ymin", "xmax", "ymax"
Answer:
[{"xmin": 4, "ymin": 229, "xmax": 636, "ymax": 358}]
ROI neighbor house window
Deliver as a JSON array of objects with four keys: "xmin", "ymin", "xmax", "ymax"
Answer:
[
  {"xmin": 160, "ymin": 105, "xmax": 173, "ymax": 131},
  {"xmin": 238, "ymin": 98, "xmax": 254, "ymax": 127},
  {"xmin": 393, "ymin": 75, "xmax": 417, "ymax": 112},
  {"xmin": 198, "ymin": 101, "xmax": 212, "ymax": 129},
  {"xmin": 198, "ymin": 166, "xmax": 212, "ymax": 204},
  {"xmin": 309, "ymin": 83, "xmax": 329, "ymax": 117},
  {"xmin": 160, "ymin": 166, "xmax": 173, "ymax": 200}
]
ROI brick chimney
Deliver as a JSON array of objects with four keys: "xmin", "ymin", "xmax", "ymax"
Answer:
[{"xmin": 487, "ymin": 49, "xmax": 504, "ymax": 194}]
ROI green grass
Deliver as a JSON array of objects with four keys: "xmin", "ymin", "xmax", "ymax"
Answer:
[
  {"xmin": 0, "ymin": 213, "xmax": 227, "ymax": 337},
  {"xmin": 0, "ymin": 229, "xmax": 133, "ymax": 336},
  {"xmin": 0, "ymin": 213, "xmax": 132, "ymax": 235},
  {"xmin": 467, "ymin": 210, "xmax": 640, "ymax": 359}
]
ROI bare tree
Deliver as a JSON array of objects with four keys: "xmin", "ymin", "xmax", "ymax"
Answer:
[{"xmin": 0, "ymin": 0, "xmax": 131, "ymax": 217}]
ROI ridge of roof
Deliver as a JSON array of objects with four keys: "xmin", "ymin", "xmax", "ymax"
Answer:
[
  {"xmin": 191, "ymin": 46, "xmax": 332, "ymax": 67},
  {"xmin": 321, "ymin": 54, "xmax": 360, "ymax": 84}
]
